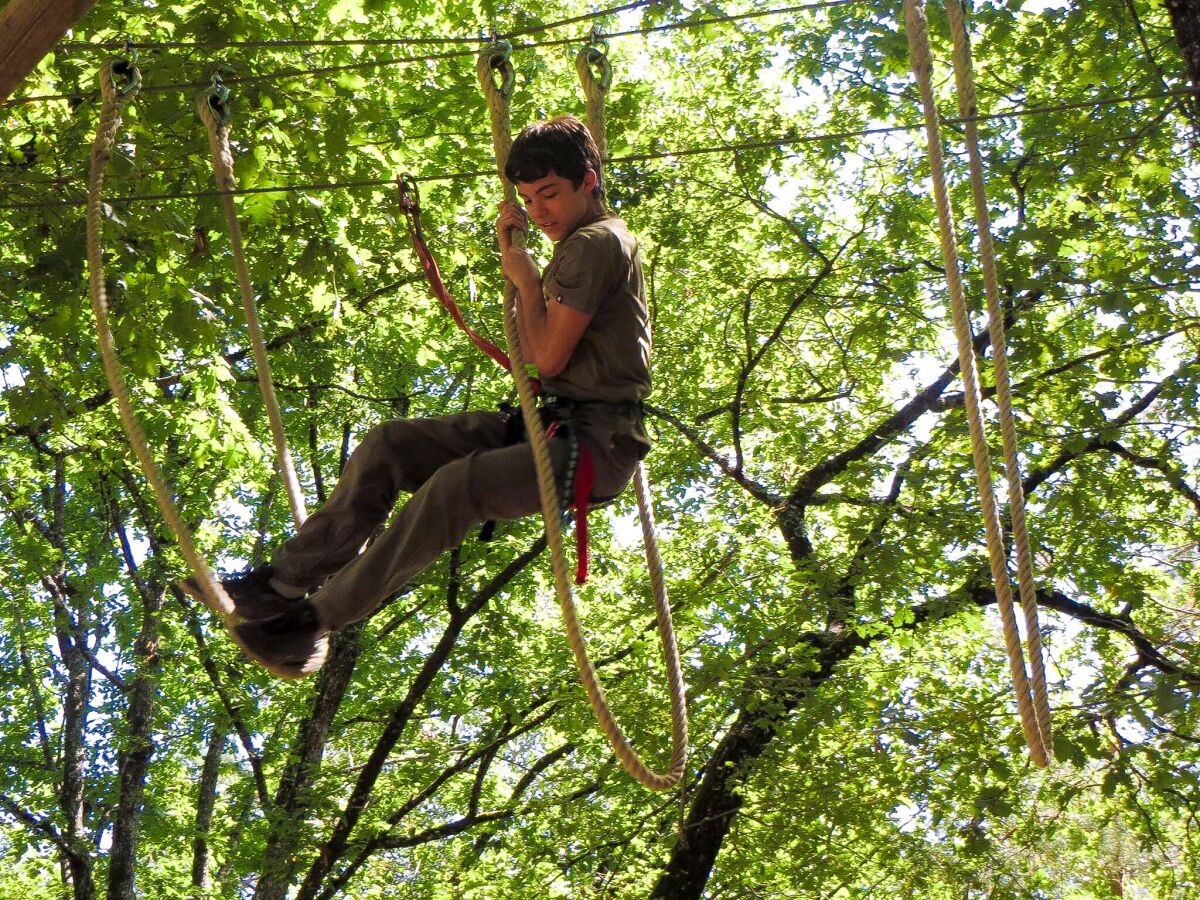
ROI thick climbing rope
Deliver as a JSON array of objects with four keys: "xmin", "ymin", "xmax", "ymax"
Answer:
[
  {"xmin": 477, "ymin": 40, "xmax": 687, "ymax": 789},
  {"xmin": 197, "ymin": 78, "xmax": 307, "ymax": 528},
  {"xmin": 577, "ymin": 34, "xmax": 689, "ymax": 788},
  {"xmin": 575, "ymin": 29, "xmax": 613, "ymax": 161},
  {"xmin": 944, "ymin": 0, "xmax": 1054, "ymax": 757},
  {"xmin": 86, "ymin": 58, "xmax": 237, "ymax": 623},
  {"xmin": 903, "ymin": 0, "xmax": 1052, "ymax": 766}
]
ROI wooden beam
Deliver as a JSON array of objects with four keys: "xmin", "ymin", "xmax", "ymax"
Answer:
[{"xmin": 0, "ymin": 0, "xmax": 100, "ymax": 101}]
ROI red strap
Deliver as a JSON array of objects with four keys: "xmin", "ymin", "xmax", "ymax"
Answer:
[
  {"xmin": 404, "ymin": 217, "xmax": 515, "ymax": 373},
  {"xmin": 398, "ymin": 179, "xmax": 540, "ymax": 394},
  {"xmin": 528, "ymin": 422, "xmax": 593, "ymax": 584},
  {"xmin": 573, "ymin": 442, "xmax": 595, "ymax": 585}
]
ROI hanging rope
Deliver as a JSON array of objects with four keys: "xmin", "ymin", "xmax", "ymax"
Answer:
[
  {"xmin": 477, "ymin": 40, "xmax": 687, "ymax": 789},
  {"xmin": 577, "ymin": 36, "xmax": 688, "ymax": 786},
  {"xmin": 197, "ymin": 77, "xmax": 308, "ymax": 528},
  {"xmin": 944, "ymin": 0, "xmax": 1053, "ymax": 758},
  {"xmin": 903, "ymin": 0, "xmax": 1052, "ymax": 767},
  {"xmin": 86, "ymin": 58, "xmax": 237, "ymax": 624},
  {"xmin": 575, "ymin": 29, "xmax": 612, "ymax": 161}
]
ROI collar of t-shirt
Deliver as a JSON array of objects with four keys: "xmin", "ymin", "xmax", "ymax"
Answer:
[{"xmin": 556, "ymin": 207, "xmax": 608, "ymax": 243}]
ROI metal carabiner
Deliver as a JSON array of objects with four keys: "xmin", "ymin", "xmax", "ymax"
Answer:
[
  {"xmin": 396, "ymin": 173, "xmax": 421, "ymax": 214},
  {"xmin": 202, "ymin": 73, "xmax": 232, "ymax": 125},
  {"xmin": 480, "ymin": 36, "xmax": 516, "ymax": 100}
]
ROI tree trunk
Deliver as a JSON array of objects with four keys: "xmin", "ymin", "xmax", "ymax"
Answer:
[
  {"xmin": 650, "ymin": 632, "xmax": 864, "ymax": 898},
  {"xmin": 106, "ymin": 583, "xmax": 164, "ymax": 900},
  {"xmin": 51, "ymin": 577, "xmax": 95, "ymax": 900},
  {"xmin": 0, "ymin": 0, "xmax": 99, "ymax": 100},
  {"xmin": 253, "ymin": 628, "xmax": 362, "ymax": 900},
  {"xmin": 192, "ymin": 721, "xmax": 228, "ymax": 892},
  {"xmin": 1164, "ymin": 0, "xmax": 1200, "ymax": 118}
]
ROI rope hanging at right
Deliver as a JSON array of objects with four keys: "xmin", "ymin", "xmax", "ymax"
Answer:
[
  {"xmin": 574, "ymin": 34, "xmax": 689, "ymax": 787},
  {"xmin": 197, "ymin": 77, "xmax": 308, "ymax": 529},
  {"xmin": 476, "ymin": 38, "xmax": 687, "ymax": 790},
  {"xmin": 902, "ymin": 0, "xmax": 1053, "ymax": 767},
  {"xmin": 86, "ymin": 56, "xmax": 238, "ymax": 624}
]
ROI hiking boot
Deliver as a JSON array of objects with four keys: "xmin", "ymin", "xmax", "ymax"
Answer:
[
  {"xmin": 232, "ymin": 598, "xmax": 329, "ymax": 679},
  {"xmin": 180, "ymin": 565, "xmax": 299, "ymax": 622}
]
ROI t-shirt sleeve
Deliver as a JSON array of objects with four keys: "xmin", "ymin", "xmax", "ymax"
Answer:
[{"xmin": 542, "ymin": 230, "xmax": 618, "ymax": 316}]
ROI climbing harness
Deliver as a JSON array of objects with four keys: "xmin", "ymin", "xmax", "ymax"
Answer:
[
  {"xmin": 904, "ymin": 0, "xmax": 1053, "ymax": 766},
  {"xmin": 476, "ymin": 37, "xmax": 688, "ymax": 790}
]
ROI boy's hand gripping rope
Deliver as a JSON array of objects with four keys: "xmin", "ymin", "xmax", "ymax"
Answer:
[{"xmin": 477, "ymin": 39, "xmax": 688, "ymax": 790}]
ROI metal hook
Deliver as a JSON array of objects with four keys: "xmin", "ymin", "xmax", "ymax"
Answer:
[
  {"xmin": 202, "ymin": 73, "xmax": 231, "ymax": 125},
  {"xmin": 396, "ymin": 173, "xmax": 420, "ymax": 213}
]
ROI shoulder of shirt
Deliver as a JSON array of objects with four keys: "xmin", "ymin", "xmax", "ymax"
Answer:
[{"xmin": 563, "ymin": 215, "xmax": 633, "ymax": 253}]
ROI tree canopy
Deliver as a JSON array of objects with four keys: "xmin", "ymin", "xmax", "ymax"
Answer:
[{"xmin": 0, "ymin": 0, "xmax": 1198, "ymax": 897}]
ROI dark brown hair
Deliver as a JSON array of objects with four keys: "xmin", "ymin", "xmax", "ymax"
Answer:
[{"xmin": 505, "ymin": 115, "xmax": 604, "ymax": 197}]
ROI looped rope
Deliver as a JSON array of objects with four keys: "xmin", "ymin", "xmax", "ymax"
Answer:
[
  {"xmin": 575, "ymin": 40, "xmax": 612, "ymax": 162},
  {"xmin": 196, "ymin": 83, "xmax": 308, "ymax": 528},
  {"xmin": 480, "ymin": 38, "xmax": 516, "ymax": 101},
  {"xmin": 577, "ymin": 36, "xmax": 687, "ymax": 788},
  {"xmin": 477, "ymin": 45, "xmax": 687, "ymax": 790},
  {"xmin": 903, "ymin": 0, "xmax": 1052, "ymax": 767},
  {"xmin": 87, "ymin": 59, "xmax": 237, "ymax": 622}
]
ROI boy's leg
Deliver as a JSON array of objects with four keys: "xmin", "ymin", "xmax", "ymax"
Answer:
[
  {"xmin": 233, "ymin": 421, "xmax": 640, "ymax": 675},
  {"xmin": 269, "ymin": 410, "xmax": 510, "ymax": 595},
  {"xmin": 306, "ymin": 436, "xmax": 571, "ymax": 628}
]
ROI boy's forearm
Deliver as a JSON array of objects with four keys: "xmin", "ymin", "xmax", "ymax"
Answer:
[{"xmin": 512, "ymin": 280, "xmax": 550, "ymax": 366}]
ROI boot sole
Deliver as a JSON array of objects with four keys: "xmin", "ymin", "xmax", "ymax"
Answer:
[{"xmin": 178, "ymin": 575, "xmax": 324, "ymax": 679}]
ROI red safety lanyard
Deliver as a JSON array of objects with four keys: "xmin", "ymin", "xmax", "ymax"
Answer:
[{"xmin": 399, "ymin": 176, "xmax": 593, "ymax": 582}]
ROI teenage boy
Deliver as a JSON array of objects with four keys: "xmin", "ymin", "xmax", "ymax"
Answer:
[{"xmin": 203, "ymin": 115, "xmax": 651, "ymax": 678}]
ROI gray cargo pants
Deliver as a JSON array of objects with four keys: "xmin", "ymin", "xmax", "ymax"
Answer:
[{"xmin": 270, "ymin": 409, "xmax": 641, "ymax": 629}]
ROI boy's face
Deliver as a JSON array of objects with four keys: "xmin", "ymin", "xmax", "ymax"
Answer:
[{"xmin": 515, "ymin": 168, "xmax": 598, "ymax": 243}]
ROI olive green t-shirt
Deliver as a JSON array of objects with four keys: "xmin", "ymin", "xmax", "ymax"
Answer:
[{"xmin": 540, "ymin": 211, "xmax": 651, "ymax": 406}]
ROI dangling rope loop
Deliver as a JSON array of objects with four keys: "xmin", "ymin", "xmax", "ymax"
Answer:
[
  {"xmin": 575, "ymin": 36, "xmax": 612, "ymax": 162},
  {"xmin": 87, "ymin": 58, "xmax": 236, "ymax": 622},
  {"xmin": 197, "ymin": 80, "xmax": 308, "ymax": 528},
  {"xmin": 477, "ymin": 45, "xmax": 687, "ymax": 790},
  {"xmin": 903, "ymin": 0, "xmax": 1052, "ymax": 766},
  {"xmin": 576, "ymin": 34, "xmax": 687, "ymax": 786}
]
